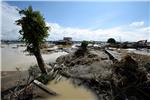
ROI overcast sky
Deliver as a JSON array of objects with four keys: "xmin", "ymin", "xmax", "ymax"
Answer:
[{"xmin": 1, "ymin": 1, "xmax": 150, "ymax": 41}]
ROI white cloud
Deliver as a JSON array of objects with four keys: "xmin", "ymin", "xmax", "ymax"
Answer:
[
  {"xmin": 1, "ymin": 2, "xmax": 21, "ymax": 40},
  {"xmin": 1, "ymin": 2, "xmax": 150, "ymax": 42},
  {"xmin": 47, "ymin": 22, "xmax": 150, "ymax": 42},
  {"xmin": 129, "ymin": 21, "xmax": 144, "ymax": 27}
]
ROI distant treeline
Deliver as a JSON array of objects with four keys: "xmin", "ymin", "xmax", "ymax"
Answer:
[
  {"xmin": 1, "ymin": 40, "xmax": 150, "ymax": 44},
  {"xmin": 1, "ymin": 40, "xmax": 107, "ymax": 44}
]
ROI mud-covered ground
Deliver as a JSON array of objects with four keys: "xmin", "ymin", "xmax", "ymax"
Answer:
[{"xmin": 56, "ymin": 47, "xmax": 150, "ymax": 100}]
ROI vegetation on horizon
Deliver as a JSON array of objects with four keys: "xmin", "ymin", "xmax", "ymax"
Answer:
[{"xmin": 107, "ymin": 38, "xmax": 116, "ymax": 44}]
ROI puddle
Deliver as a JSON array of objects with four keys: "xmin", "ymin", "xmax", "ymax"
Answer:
[{"xmin": 43, "ymin": 77, "xmax": 97, "ymax": 100}]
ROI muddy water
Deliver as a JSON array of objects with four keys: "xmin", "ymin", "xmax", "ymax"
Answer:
[
  {"xmin": 2, "ymin": 44, "xmax": 97, "ymax": 100},
  {"xmin": 44, "ymin": 77, "xmax": 97, "ymax": 100},
  {"xmin": 1, "ymin": 44, "xmax": 68, "ymax": 71}
]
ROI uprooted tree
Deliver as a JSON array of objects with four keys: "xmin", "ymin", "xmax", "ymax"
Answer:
[{"xmin": 16, "ymin": 6, "xmax": 49, "ymax": 74}]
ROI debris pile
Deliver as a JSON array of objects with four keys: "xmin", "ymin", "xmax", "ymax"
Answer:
[
  {"xmin": 56, "ymin": 48, "xmax": 150, "ymax": 100},
  {"xmin": 56, "ymin": 52, "xmax": 100, "ymax": 67},
  {"xmin": 111, "ymin": 55, "xmax": 150, "ymax": 100}
]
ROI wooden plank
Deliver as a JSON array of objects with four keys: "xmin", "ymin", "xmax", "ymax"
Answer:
[
  {"xmin": 104, "ymin": 49, "xmax": 118, "ymax": 62},
  {"xmin": 33, "ymin": 80, "xmax": 57, "ymax": 95}
]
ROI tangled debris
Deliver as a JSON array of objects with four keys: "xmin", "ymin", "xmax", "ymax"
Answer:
[
  {"xmin": 111, "ymin": 55, "xmax": 150, "ymax": 100},
  {"xmin": 56, "ymin": 48, "xmax": 150, "ymax": 100},
  {"xmin": 57, "ymin": 52, "xmax": 100, "ymax": 67}
]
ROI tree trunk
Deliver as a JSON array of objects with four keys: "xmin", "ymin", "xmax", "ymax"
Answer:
[{"xmin": 34, "ymin": 48, "xmax": 47, "ymax": 74}]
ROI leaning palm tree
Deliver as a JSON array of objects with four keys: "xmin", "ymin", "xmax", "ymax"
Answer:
[{"xmin": 16, "ymin": 6, "xmax": 49, "ymax": 74}]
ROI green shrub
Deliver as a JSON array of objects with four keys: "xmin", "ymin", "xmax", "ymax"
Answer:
[
  {"xmin": 75, "ymin": 41, "xmax": 89, "ymax": 57},
  {"xmin": 81, "ymin": 40, "xmax": 89, "ymax": 50}
]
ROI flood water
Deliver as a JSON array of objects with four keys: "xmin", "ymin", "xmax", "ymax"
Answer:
[
  {"xmin": 43, "ymin": 77, "xmax": 97, "ymax": 100},
  {"xmin": 126, "ymin": 48, "xmax": 150, "ymax": 56},
  {"xmin": 1, "ymin": 44, "xmax": 97, "ymax": 100},
  {"xmin": 1, "ymin": 44, "xmax": 68, "ymax": 71}
]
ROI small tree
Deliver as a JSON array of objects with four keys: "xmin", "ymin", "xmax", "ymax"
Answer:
[
  {"xmin": 81, "ymin": 40, "xmax": 89, "ymax": 50},
  {"xmin": 107, "ymin": 38, "xmax": 116, "ymax": 44},
  {"xmin": 16, "ymin": 6, "xmax": 49, "ymax": 74},
  {"xmin": 75, "ymin": 41, "xmax": 89, "ymax": 57}
]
